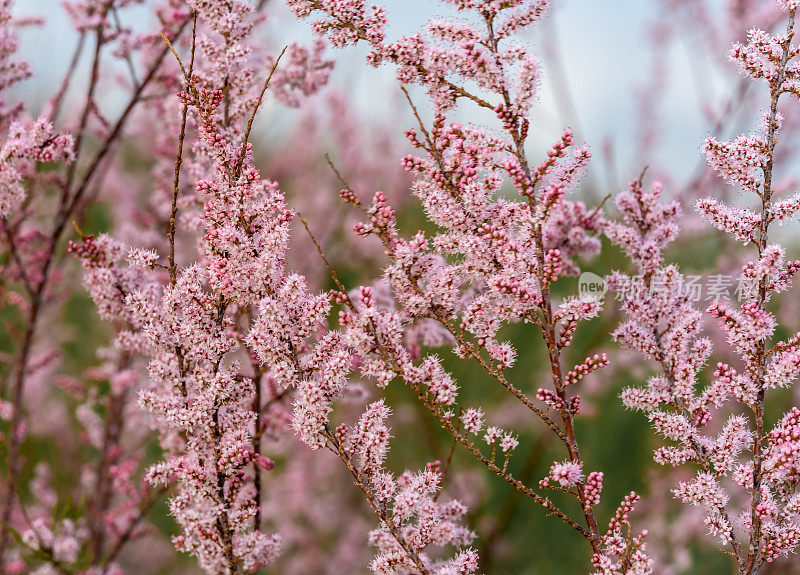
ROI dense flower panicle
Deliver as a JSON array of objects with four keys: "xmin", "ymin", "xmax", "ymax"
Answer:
[
  {"xmin": 281, "ymin": 296, "xmax": 478, "ymax": 571},
  {"xmin": 367, "ymin": 467, "xmax": 476, "ymax": 574},
  {"xmin": 0, "ymin": 116, "xmax": 74, "ymax": 216},
  {"xmin": 673, "ymin": 472, "xmax": 729, "ymax": 512},
  {"xmin": 348, "ymin": 400, "xmax": 392, "ymax": 473},
  {"xmin": 106, "ymin": 1, "xmax": 336, "ymax": 570},
  {"xmin": 696, "ymin": 196, "xmax": 763, "ymax": 245},
  {"xmin": 709, "ymin": 298, "xmax": 776, "ymax": 349},
  {"xmin": 322, "ymin": 23, "xmax": 603, "ymax": 380},
  {"xmin": 769, "ymin": 192, "xmax": 800, "ymax": 224},
  {"xmin": 184, "ymin": 0, "xmax": 258, "ymax": 112},
  {"xmin": 289, "ymin": 0, "xmax": 545, "ymax": 111},
  {"xmin": 199, "ymin": 169, "xmax": 293, "ymax": 302},
  {"xmin": 133, "ymin": 188, "xmax": 283, "ymax": 561},
  {"xmin": 703, "ymin": 134, "xmax": 767, "ymax": 192},
  {"xmin": 765, "ymin": 347, "xmax": 800, "ymax": 389},
  {"xmin": 740, "ymin": 244, "xmax": 800, "ymax": 297},
  {"xmin": 604, "ymin": 179, "xmax": 679, "ymax": 274},
  {"xmin": 608, "ymin": 176, "xmax": 752, "ymax": 550},
  {"xmin": 606, "ymin": 171, "xmax": 800, "ymax": 558},
  {"xmin": 286, "ymin": 0, "xmax": 387, "ymax": 47},
  {"xmin": 731, "ymin": 26, "xmax": 800, "ymax": 93},
  {"xmin": 68, "ymin": 234, "xmax": 154, "ymax": 345},
  {"xmin": 591, "ymin": 492, "xmax": 653, "ymax": 575}
]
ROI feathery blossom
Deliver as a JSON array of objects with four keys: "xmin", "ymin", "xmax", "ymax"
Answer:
[
  {"xmin": 607, "ymin": 174, "xmax": 757, "ymax": 554},
  {"xmin": 112, "ymin": 1, "xmax": 334, "ymax": 570},
  {"xmin": 0, "ymin": 116, "xmax": 73, "ymax": 217},
  {"xmin": 288, "ymin": 1, "xmax": 624, "ymax": 570},
  {"xmin": 609, "ymin": 2, "xmax": 800, "ymax": 568},
  {"xmin": 591, "ymin": 492, "xmax": 653, "ymax": 574},
  {"xmin": 703, "ymin": 134, "xmax": 767, "ymax": 192}
]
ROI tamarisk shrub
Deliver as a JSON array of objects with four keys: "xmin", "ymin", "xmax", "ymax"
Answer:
[
  {"xmin": 73, "ymin": 1, "xmax": 332, "ymax": 572},
  {"xmin": 608, "ymin": 2, "xmax": 800, "ymax": 573},
  {"xmin": 0, "ymin": 0, "xmax": 197, "ymax": 571},
  {"xmin": 0, "ymin": 0, "xmax": 333, "ymax": 572},
  {"xmin": 284, "ymin": 0, "xmax": 654, "ymax": 573},
  {"xmin": 75, "ymin": 0, "xmax": 651, "ymax": 572},
  {"xmin": 6, "ymin": 0, "xmax": 800, "ymax": 573}
]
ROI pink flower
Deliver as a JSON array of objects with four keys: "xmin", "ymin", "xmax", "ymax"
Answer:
[{"xmin": 549, "ymin": 460, "xmax": 584, "ymax": 487}]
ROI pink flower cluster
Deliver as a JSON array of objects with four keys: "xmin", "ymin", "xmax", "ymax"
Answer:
[
  {"xmin": 289, "ymin": 0, "xmax": 641, "ymax": 570},
  {"xmin": 0, "ymin": 117, "xmax": 74, "ymax": 217},
  {"xmin": 608, "ymin": 2, "xmax": 800, "ymax": 570}
]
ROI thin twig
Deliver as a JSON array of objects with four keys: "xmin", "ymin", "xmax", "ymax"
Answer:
[{"xmin": 168, "ymin": 12, "xmax": 198, "ymax": 285}]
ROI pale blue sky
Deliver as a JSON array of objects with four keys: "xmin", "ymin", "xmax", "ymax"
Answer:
[{"xmin": 11, "ymin": 1, "xmax": 729, "ymax": 193}]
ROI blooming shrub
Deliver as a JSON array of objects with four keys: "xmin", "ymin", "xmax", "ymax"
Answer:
[{"xmin": 2, "ymin": 0, "xmax": 800, "ymax": 574}]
